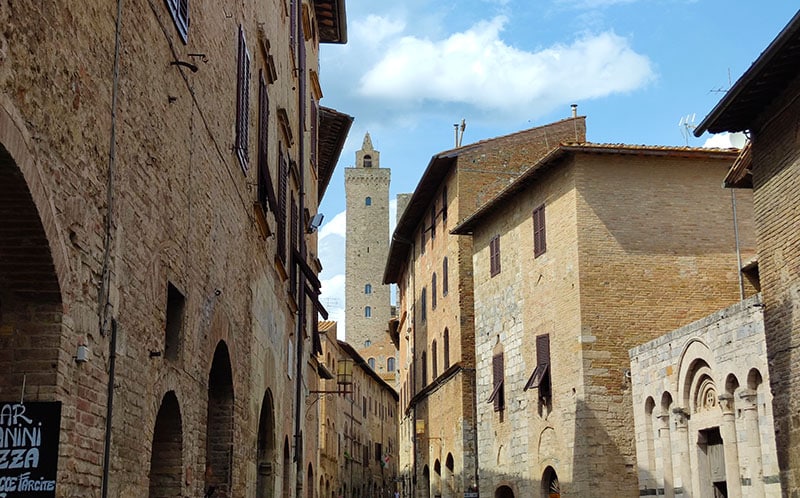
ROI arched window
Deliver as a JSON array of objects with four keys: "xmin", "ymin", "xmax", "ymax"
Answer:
[
  {"xmin": 442, "ymin": 258, "xmax": 449, "ymax": 296},
  {"xmin": 421, "ymin": 351, "xmax": 428, "ymax": 386},
  {"xmin": 365, "ymin": 339, "xmax": 371, "ymax": 347},
  {"xmin": 432, "ymin": 273, "xmax": 437, "ymax": 309},
  {"xmin": 365, "ymin": 306, "xmax": 372, "ymax": 318},
  {"xmin": 432, "ymin": 340, "xmax": 438, "ymax": 379},
  {"xmin": 365, "ymin": 196, "xmax": 372, "ymax": 206},
  {"xmin": 443, "ymin": 328, "xmax": 450, "ymax": 369},
  {"xmin": 387, "ymin": 357, "xmax": 396, "ymax": 372},
  {"xmin": 364, "ymin": 155, "xmax": 372, "ymax": 168},
  {"xmin": 365, "ymin": 283, "xmax": 372, "ymax": 294},
  {"xmin": 368, "ymin": 358, "xmax": 376, "ymax": 370}
]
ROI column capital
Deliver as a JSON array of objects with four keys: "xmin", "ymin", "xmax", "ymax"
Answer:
[
  {"xmin": 672, "ymin": 407, "xmax": 690, "ymax": 427},
  {"xmin": 737, "ymin": 389, "xmax": 758, "ymax": 408},
  {"xmin": 718, "ymin": 393, "xmax": 736, "ymax": 414}
]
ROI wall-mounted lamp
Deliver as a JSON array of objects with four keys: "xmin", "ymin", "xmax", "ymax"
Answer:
[
  {"xmin": 307, "ymin": 213, "xmax": 324, "ymax": 233},
  {"xmin": 170, "ymin": 60, "xmax": 199, "ymax": 73},
  {"xmin": 75, "ymin": 345, "xmax": 90, "ymax": 364}
]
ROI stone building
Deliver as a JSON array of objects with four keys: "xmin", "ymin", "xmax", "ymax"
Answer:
[
  {"xmin": 383, "ymin": 115, "xmax": 586, "ymax": 498},
  {"xmin": 452, "ymin": 143, "xmax": 756, "ymax": 497},
  {"xmin": 345, "ymin": 133, "xmax": 397, "ymax": 383},
  {"xmin": 694, "ymin": 10, "xmax": 800, "ymax": 495},
  {"xmin": 629, "ymin": 295, "xmax": 780, "ymax": 497},
  {"xmin": 0, "ymin": 0, "xmax": 350, "ymax": 496},
  {"xmin": 318, "ymin": 322, "xmax": 399, "ymax": 498}
]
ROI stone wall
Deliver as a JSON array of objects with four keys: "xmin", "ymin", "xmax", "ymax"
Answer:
[{"xmin": 630, "ymin": 295, "xmax": 780, "ymax": 497}]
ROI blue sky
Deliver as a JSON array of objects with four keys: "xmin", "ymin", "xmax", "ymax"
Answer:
[{"xmin": 315, "ymin": 2, "xmax": 798, "ymax": 334}]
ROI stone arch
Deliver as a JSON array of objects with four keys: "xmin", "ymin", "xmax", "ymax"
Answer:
[
  {"xmin": 148, "ymin": 391, "xmax": 183, "ymax": 498},
  {"xmin": 433, "ymin": 459, "xmax": 442, "ymax": 498},
  {"xmin": 676, "ymin": 338, "xmax": 714, "ymax": 407},
  {"xmin": 0, "ymin": 142, "xmax": 65, "ymax": 399},
  {"xmin": 747, "ymin": 368, "xmax": 763, "ymax": 391},
  {"xmin": 282, "ymin": 437, "xmax": 292, "ymax": 498},
  {"xmin": 682, "ymin": 358, "xmax": 717, "ymax": 415},
  {"xmin": 541, "ymin": 466, "xmax": 560, "ymax": 498},
  {"xmin": 421, "ymin": 464, "xmax": 431, "ymax": 498},
  {"xmin": 444, "ymin": 453, "xmax": 455, "ymax": 498},
  {"xmin": 0, "ymin": 109, "xmax": 70, "ymax": 298},
  {"xmin": 494, "ymin": 484, "xmax": 514, "ymax": 498},
  {"xmin": 307, "ymin": 462, "xmax": 314, "ymax": 498},
  {"xmin": 643, "ymin": 396, "xmax": 657, "ymax": 478},
  {"xmin": 725, "ymin": 373, "xmax": 740, "ymax": 395},
  {"xmin": 257, "ymin": 389, "xmax": 277, "ymax": 498},
  {"xmin": 660, "ymin": 391, "xmax": 673, "ymax": 413},
  {"xmin": 206, "ymin": 341, "xmax": 235, "ymax": 497}
]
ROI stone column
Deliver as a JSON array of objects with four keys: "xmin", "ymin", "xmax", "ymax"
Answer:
[
  {"xmin": 718, "ymin": 393, "xmax": 742, "ymax": 498},
  {"xmin": 658, "ymin": 412, "xmax": 675, "ymax": 498},
  {"xmin": 672, "ymin": 408, "xmax": 692, "ymax": 497},
  {"xmin": 739, "ymin": 389, "xmax": 764, "ymax": 497}
]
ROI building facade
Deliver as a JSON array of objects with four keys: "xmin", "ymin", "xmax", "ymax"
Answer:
[
  {"xmin": 453, "ymin": 143, "xmax": 756, "ymax": 497},
  {"xmin": 630, "ymin": 294, "xmax": 780, "ymax": 498},
  {"xmin": 318, "ymin": 322, "xmax": 399, "ymax": 498},
  {"xmin": 694, "ymin": 10, "xmax": 800, "ymax": 494},
  {"xmin": 0, "ymin": 1, "xmax": 350, "ymax": 496},
  {"xmin": 384, "ymin": 115, "xmax": 586, "ymax": 498},
  {"xmin": 345, "ymin": 133, "xmax": 397, "ymax": 383}
]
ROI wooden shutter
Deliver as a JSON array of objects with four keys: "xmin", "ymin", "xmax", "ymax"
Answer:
[
  {"xmin": 235, "ymin": 26, "xmax": 250, "ymax": 171},
  {"xmin": 257, "ymin": 73, "xmax": 277, "ymax": 215},
  {"xmin": 524, "ymin": 334, "xmax": 552, "ymax": 398},
  {"xmin": 277, "ymin": 149, "xmax": 287, "ymax": 263},
  {"xmin": 490, "ymin": 236, "xmax": 501, "ymax": 277},
  {"xmin": 430, "ymin": 205, "xmax": 436, "ymax": 240},
  {"xmin": 442, "ymin": 258, "xmax": 448, "ymax": 295},
  {"xmin": 533, "ymin": 204, "xmax": 546, "ymax": 257},
  {"xmin": 431, "ymin": 273, "xmax": 437, "ymax": 310},
  {"xmin": 432, "ymin": 340, "xmax": 438, "ymax": 379},
  {"xmin": 443, "ymin": 329, "xmax": 450, "ymax": 369},
  {"xmin": 488, "ymin": 352, "xmax": 505, "ymax": 411}
]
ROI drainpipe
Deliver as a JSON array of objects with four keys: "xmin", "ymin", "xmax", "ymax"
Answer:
[
  {"xmin": 101, "ymin": 0, "xmax": 124, "ymax": 492},
  {"xmin": 730, "ymin": 189, "xmax": 745, "ymax": 300}
]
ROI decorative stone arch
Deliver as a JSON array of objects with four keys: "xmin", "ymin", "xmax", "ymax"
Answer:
[
  {"xmin": 746, "ymin": 367, "xmax": 763, "ymax": 391},
  {"xmin": 537, "ymin": 426, "xmax": 558, "ymax": 462},
  {"xmin": 421, "ymin": 464, "xmax": 431, "ymax": 498},
  {"xmin": 676, "ymin": 338, "xmax": 715, "ymax": 410},
  {"xmin": 541, "ymin": 466, "xmax": 560, "ymax": 498},
  {"xmin": 307, "ymin": 462, "xmax": 314, "ymax": 498},
  {"xmin": 724, "ymin": 373, "xmax": 740, "ymax": 395},
  {"xmin": 643, "ymin": 396, "xmax": 657, "ymax": 480},
  {"xmin": 206, "ymin": 341, "xmax": 235, "ymax": 497},
  {"xmin": 282, "ymin": 437, "xmax": 292, "ymax": 498},
  {"xmin": 494, "ymin": 484, "xmax": 515, "ymax": 498},
  {"xmin": 148, "ymin": 391, "xmax": 184, "ymax": 498},
  {"xmin": 433, "ymin": 459, "xmax": 442, "ymax": 498},
  {"xmin": 443, "ymin": 453, "xmax": 455, "ymax": 498},
  {"xmin": 257, "ymin": 389, "xmax": 277, "ymax": 498}
]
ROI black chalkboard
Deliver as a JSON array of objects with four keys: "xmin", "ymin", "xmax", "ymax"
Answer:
[{"xmin": 0, "ymin": 401, "xmax": 61, "ymax": 497}]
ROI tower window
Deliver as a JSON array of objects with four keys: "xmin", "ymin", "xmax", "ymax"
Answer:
[
  {"xmin": 387, "ymin": 357, "xmax": 396, "ymax": 372},
  {"xmin": 365, "ymin": 306, "xmax": 372, "ymax": 318},
  {"xmin": 368, "ymin": 358, "xmax": 376, "ymax": 370},
  {"xmin": 365, "ymin": 197, "xmax": 372, "ymax": 206},
  {"xmin": 431, "ymin": 273, "xmax": 437, "ymax": 310},
  {"xmin": 365, "ymin": 283, "xmax": 372, "ymax": 294},
  {"xmin": 365, "ymin": 339, "xmax": 371, "ymax": 347},
  {"xmin": 364, "ymin": 155, "xmax": 372, "ymax": 168}
]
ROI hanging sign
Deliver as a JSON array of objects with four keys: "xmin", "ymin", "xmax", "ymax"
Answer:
[{"xmin": 0, "ymin": 401, "xmax": 61, "ymax": 497}]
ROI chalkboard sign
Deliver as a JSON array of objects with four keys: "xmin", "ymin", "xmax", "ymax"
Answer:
[{"xmin": 0, "ymin": 401, "xmax": 61, "ymax": 497}]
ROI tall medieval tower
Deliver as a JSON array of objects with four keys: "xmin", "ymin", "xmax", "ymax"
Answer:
[{"xmin": 345, "ymin": 133, "xmax": 396, "ymax": 381}]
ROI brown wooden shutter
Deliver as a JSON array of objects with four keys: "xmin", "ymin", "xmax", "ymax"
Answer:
[
  {"xmin": 443, "ymin": 329, "xmax": 450, "ymax": 369},
  {"xmin": 534, "ymin": 204, "xmax": 546, "ymax": 257},
  {"xmin": 431, "ymin": 273, "xmax": 437, "ymax": 310},
  {"xmin": 442, "ymin": 257, "xmax": 448, "ymax": 295},
  {"xmin": 432, "ymin": 340, "xmax": 438, "ymax": 379},
  {"xmin": 257, "ymin": 73, "xmax": 277, "ymax": 215},
  {"xmin": 277, "ymin": 150, "xmax": 287, "ymax": 263},
  {"xmin": 488, "ymin": 352, "xmax": 505, "ymax": 411},
  {"xmin": 235, "ymin": 26, "xmax": 250, "ymax": 171},
  {"xmin": 490, "ymin": 236, "xmax": 501, "ymax": 277}
]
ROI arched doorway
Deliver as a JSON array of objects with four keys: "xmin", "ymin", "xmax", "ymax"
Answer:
[
  {"xmin": 444, "ymin": 453, "xmax": 455, "ymax": 498},
  {"xmin": 433, "ymin": 460, "xmax": 442, "ymax": 498},
  {"xmin": 148, "ymin": 392, "xmax": 183, "ymax": 498},
  {"xmin": 494, "ymin": 485, "xmax": 514, "ymax": 498},
  {"xmin": 307, "ymin": 463, "xmax": 314, "ymax": 498},
  {"xmin": 542, "ymin": 467, "xmax": 560, "ymax": 498},
  {"xmin": 206, "ymin": 342, "xmax": 234, "ymax": 497},
  {"xmin": 257, "ymin": 390, "xmax": 276, "ymax": 498},
  {"xmin": 282, "ymin": 438, "xmax": 292, "ymax": 498},
  {"xmin": 421, "ymin": 465, "xmax": 431, "ymax": 498},
  {"xmin": 0, "ymin": 144, "xmax": 63, "ymax": 398}
]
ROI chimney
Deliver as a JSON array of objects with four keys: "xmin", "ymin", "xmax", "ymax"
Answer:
[{"xmin": 571, "ymin": 104, "xmax": 578, "ymax": 118}]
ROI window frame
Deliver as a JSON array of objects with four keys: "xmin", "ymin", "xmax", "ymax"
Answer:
[
  {"xmin": 235, "ymin": 25, "xmax": 251, "ymax": 172},
  {"xmin": 487, "ymin": 352, "xmax": 505, "ymax": 412},
  {"xmin": 442, "ymin": 258, "xmax": 449, "ymax": 296},
  {"xmin": 533, "ymin": 204, "xmax": 547, "ymax": 257},
  {"xmin": 166, "ymin": 0, "xmax": 189, "ymax": 43},
  {"xmin": 431, "ymin": 273, "xmax": 437, "ymax": 310},
  {"xmin": 489, "ymin": 235, "xmax": 501, "ymax": 277}
]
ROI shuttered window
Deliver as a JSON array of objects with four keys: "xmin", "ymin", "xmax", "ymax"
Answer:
[
  {"xmin": 235, "ymin": 26, "xmax": 251, "ymax": 172},
  {"xmin": 166, "ymin": 0, "xmax": 189, "ymax": 43},
  {"xmin": 524, "ymin": 334, "xmax": 552, "ymax": 400},
  {"xmin": 257, "ymin": 73, "xmax": 278, "ymax": 216},
  {"xmin": 490, "ymin": 235, "xmax": 501, "ymax": 277},
  {"xmin": 421, "ymin": 226, "xmax": 426, "ymax": 255},
  {"xmin": 533, "ymin": 204, "xmax": 546, "ymax": 257},
  {"xmin": 289, "ymin": 194, "xmax": 298, "ymax": 293},
  {"xmin": 443, "ymin": 328, "xmax": 450, "ymax": 369},
  {"xmin": 442, "ymin": 258, "xmax": 449, "ymax": 296},
  {"xmin": 432, "ymin": 340, "xmax": 438, "ymax": 379},
  {"xmin": 277, "ymin": 149, "xmax": 288, "ymax": 263},
  {"xmin": 487, "ymin": 352, "xmax": 505, "ymax": 412},
  {"xmin": 431, "ymin": 273, "xmax": 437, "ymax": 310},
  {"xmin": 421, "ymin": 351, "xmax": 427, "ymax": 386},
  {"xmin": 311, "ymin": 99, "xmax": 319, "ymax": 168},
  {"xmin": 442, "ymin": 186, "xmax": 448, "ymax": 225},
  {"xmin": 420, "ymin": 287, "xmax": 427, "ymax": 323},
  {"xmin": 430, "ymin": 205, "xmax": 436, "ymax": 240}
]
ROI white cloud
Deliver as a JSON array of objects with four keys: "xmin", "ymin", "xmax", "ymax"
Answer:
[
  {"xmin": 702, "ymin": 132, "xmax": 747, "ymax": 149},
  {"xmin": 358, "ymin": 16, "xmax": 655, "ymax": 119},
  {"xmin": 319, "ymin": 209, "xmax": 347, "ymax": 239}
]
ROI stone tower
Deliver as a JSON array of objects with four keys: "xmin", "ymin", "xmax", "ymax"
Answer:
[{"xmin": 345, "ymin": 133, "xmax": 396, "ymax": 378}]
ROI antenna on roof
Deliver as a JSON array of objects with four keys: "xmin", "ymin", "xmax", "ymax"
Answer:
[
  {"xmin": 679, "ymin": 113, "xmax": 696, "ymax": 146},
  {"xmin": 453, "ymin": 119, "xmax": 466, "ymax": 147}
]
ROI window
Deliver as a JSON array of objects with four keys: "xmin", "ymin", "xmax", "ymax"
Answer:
[
  {"xmin": 442, "ymin": 186, "xmax": 448, "ymax": 225},
  {"xmin": 164, "ymin": 282, "xmax": 185, "ymax": 361},
  {"xmin": 443, "ymin": 328, "xmax": 450, "ymax": 369},
  {"xmin": 365, "ymin": 283, "xmax": 372, "ymax": 294},
  {"xmin": 533, "ymin": 204, "xmax": 547, "ymax": 257},
  {"xmin": 442, "ymin": 258, "xmax": 449, "ymax": 296},
  {"xmin": 487, "ymin": 352, "xmax": 505, "ymax": 412},
  {"xmin": 432, "ymin": 340, "xmax": 438, "ymax": 379},
  {"xmin": 363, "ymin": 397, "xmax": 367, "ymax": 418},
  {"xmin": 311, "ymin": 99, "xmax": 319, "ymax": 168},
  {"xmin": 365, "ymin": 197, "xmax": 372, "ymax": 206},
  {"xmin": 277, "ymin": 148, "xmax": 288, "ymax": 263},
  {"xmin": 364, "ymin": 155, "xmax": 372, "ymax": 168},
  {"xmin": 368, "ymin": 358, "xmax": 376, "ymax": 370},
  {"xmin": 166, "ymin": 0, "xmax": 189, "ymax": 43},
  {"xmin": 289, "ymin": 0, "xmax": 298, "ymax": 63},
  {"xmin": 257, "ymin": 72, "xmax": 277, "ymax": 216},
  {"xmin": 489, "ymin": 235, "xmax": 501, "ymax": 277},
  {"xmin": 431, "ymin": 273, "xmax": 437, "ymax": 310},
  {"xmin": 375, "ymin": 442, "xmax": 382, "ymax": 462},
  {"xmin": 420, "ymin": 226, "xmax": 426, "ymax": 255},
  {"xmin": 387, "ymin": 357, "xmax": 396, "ymax": 372},
  {"xmin": 430, "ymin": 205, "xmax": 436, "ymax": 240},
  {"xmin": 365, "ymin": 306, "xmax": 372, "ymax": 318},
  {"xmin": 524, "ymin": 334, "xmax": 552, "ymax": 400},
  {"xmin": 235, "ymin": 25, "xmax": 251, "ymax": 172},
  {"xmin": 421, "ymin": 351, "xmax": 427, "ymax": 386},
  {"xmin": 365, "ymin": 339, "xmax": 371, "ymax": 347},
  {"xmin": 420, "ymin": 287, "xmax": 427, "ymax": 322}
]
